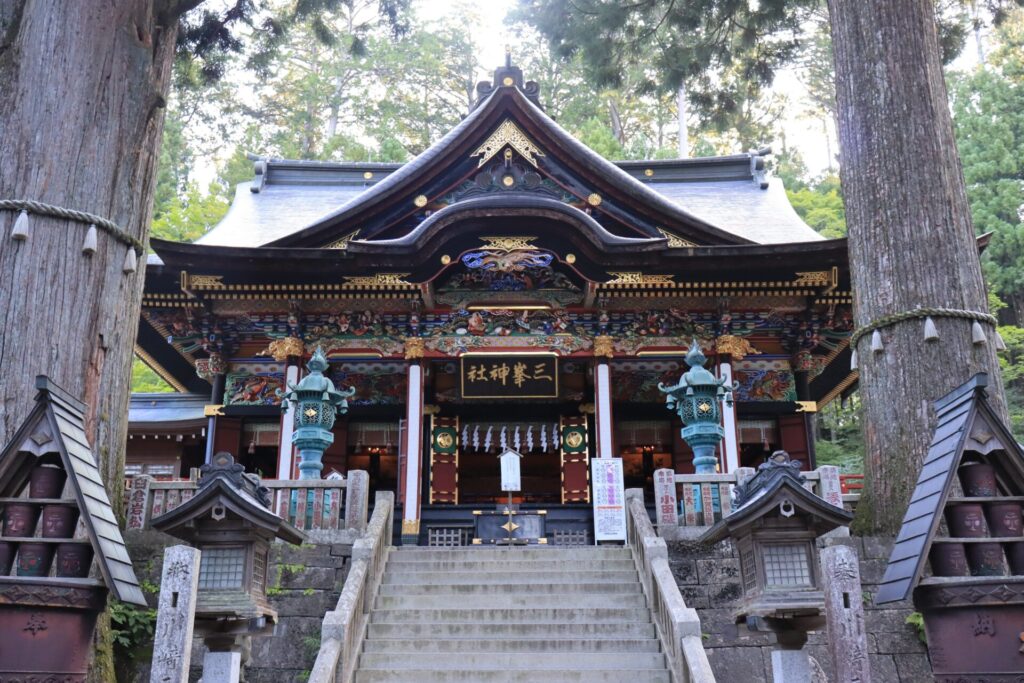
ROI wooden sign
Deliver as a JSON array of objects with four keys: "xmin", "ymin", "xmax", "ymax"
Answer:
[
  {"xmin": 592, "ymin": 458, "xmax": 626, "ymax": 541},
  {"xmin": 460, "ymin": 354, "xmax": 558, "ymax": 399},
  {"xmin": 500, "ymin": 450, "xmax": 522, "ymax": 492}
]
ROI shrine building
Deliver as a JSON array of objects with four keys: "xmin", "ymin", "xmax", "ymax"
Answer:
[{"xmin": 129, "ymin": 59, "xmax": 856, "ymax": 543}]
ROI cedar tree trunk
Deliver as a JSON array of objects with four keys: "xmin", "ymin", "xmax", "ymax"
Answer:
[
  {"xmin": 827, "ymin": 0, "xmax": 1007, "ymax": 534},
  {"xmin": 0, "ymin": 2, "xmax": 184, "ymax": 679}
]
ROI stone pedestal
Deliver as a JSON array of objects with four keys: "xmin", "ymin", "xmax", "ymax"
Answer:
[
  {"xmin": 202, "ymin": 650, "xmax": 242, "ymax": 683},
  {"xmin": 150, "ymin": 545, "xmax": 201, "ymax": 683},
  {"xmin": 771, "ymin": 648, "xmax": 812, "ymax": 683}
]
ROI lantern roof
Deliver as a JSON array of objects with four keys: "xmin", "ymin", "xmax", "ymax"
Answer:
[
  {"xmin": 150, "ymin": 452, "xmax": 305, "ymax": 545},
  {"xmin": 0, "ymin": 377, "xmax": 146, "ymax": 606},
  {"xmin": 699, "ymin": 451, "xmax": 852, "ymax": 545},
  {"xmin": 876, "ymin": 373, "xmax": 1024, "ymax": 604}
]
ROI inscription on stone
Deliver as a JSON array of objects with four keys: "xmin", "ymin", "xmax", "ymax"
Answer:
[
  {"xmin": 821, "ymin": 544, "xmax": 871, "ymax": 683},
  {"xmin": 150, "ymin": 545, "xmax": 201, "ymax": 683}
]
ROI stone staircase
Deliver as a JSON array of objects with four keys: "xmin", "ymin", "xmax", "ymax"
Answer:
[{"xmin": 353, "ymin": 546, "xmax": 672, "ymax": 682}]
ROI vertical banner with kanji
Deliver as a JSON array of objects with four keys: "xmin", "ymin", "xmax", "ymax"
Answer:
[{"xmin": 591, "ymin": 457, "xmax": 626, "ymax": 541}]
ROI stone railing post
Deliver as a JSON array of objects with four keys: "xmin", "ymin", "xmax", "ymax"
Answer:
[
  {"xmin": 815, "ymin": 465, "xmax": 843, "ymax": 508},
  {"xmin": 126, "ymin": 474, "xmax": 151, "ymax": 530},
  {"xmin": 345, "ymin": 470, "xmax": 369, "ymax": 533}
]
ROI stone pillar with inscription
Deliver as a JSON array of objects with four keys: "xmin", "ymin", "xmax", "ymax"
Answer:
[
  {"xmin": 653, "ymin": 468, "xmax": 678, "ymax": 535},
  {"xmin": 126, "ymin": 474, "xmax": 151, "ymax": 530},
  {"xmin": 821, "ymin": 544, "xmax": 872, "ymax": 683},
  {"xmin": 149, "ymin": 545, "xmax": 201, "ymax": 683},
  {"xmin": 345, "ymin": 469, "xmax": 369, "ymax": 533}
]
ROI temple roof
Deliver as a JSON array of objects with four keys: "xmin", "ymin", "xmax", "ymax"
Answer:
[
  {"xmin": 186, "ymin": 65, "xmax": 822, "ymax": 251},
  {"xmin": 129, "ymin": 392, "xmax": 207, "ymax": 427}
]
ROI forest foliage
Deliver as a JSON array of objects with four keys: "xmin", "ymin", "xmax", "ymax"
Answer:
[{"xmin": 134, "ymin": 3, "xmax": 1024, "ymax": 462}]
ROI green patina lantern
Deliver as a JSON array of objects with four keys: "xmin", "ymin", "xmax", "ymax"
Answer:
[
  {"xmin": 279, "ymin": 347, "xmax": 355, "ymax": 480},
  {"xmin": 659, "ymin": 339, "xmax": 735, "ymax": 474}
]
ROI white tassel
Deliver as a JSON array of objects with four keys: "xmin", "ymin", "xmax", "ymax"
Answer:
[
  {"xmin": 996, "ymin": 329, "xmax": 1008, "ymax": 352},
  {"xmin": 871, "ymin": 329, "xmax": 884, "ymax": 354},
  {"xmin": 972, "ymin": 321, "xmax": 987, "ymax": 345},
  {"xmin": 122, "ymin": 247, "xmax": 137, "ymax": 274},
  {"xmin": 10, "ymin": 210, "xmax": 29, "ymax": 241},
  {"xmin": 850, "ymin": 349, "xmax": 858, "ymax": 371},
  {"xmin": 923, "ymin": 317, "xmax": 939, "ymax": 342},
  {"xmin": 81, "ymin": 224, "xmax": 98, "ymax": 255}
]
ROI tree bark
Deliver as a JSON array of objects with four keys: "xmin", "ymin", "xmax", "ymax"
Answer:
[
  {"xmin": 827, "ymin": 0, "xmax": 1007, "ymax": 534},
  {"xmin": 0, "ymin": 5, "xmax": 179, "ymax": 677}
]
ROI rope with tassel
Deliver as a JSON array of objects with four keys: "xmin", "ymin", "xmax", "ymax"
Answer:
[
  {"xmin": 1, "ymin": 198, "xmax": 144, "ymax": 273},
  {"xmin": 849, "ymin": 307, "xmax": 1002, "ymax": 370}
]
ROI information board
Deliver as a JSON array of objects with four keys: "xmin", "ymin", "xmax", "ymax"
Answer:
[
  {"xmin": 500, "ymin": 450, "xmax": 522, "ymax": 492},
  {"xmin": 591, "ymin": 458, "xmax": 626, "ymax": 542}
]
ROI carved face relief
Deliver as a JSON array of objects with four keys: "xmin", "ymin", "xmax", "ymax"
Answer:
[{"xmin": 965, "ymin": 511, "xmax": 985, "ymax": 532}]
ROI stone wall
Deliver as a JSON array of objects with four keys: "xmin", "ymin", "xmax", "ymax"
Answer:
[
  {"xmin": 122, "ymin": 531, "xmax": 351, "ymax": 683},
  {"xmin": 668, "ymin": 534, "xmax": 933, "ymax": 683}
]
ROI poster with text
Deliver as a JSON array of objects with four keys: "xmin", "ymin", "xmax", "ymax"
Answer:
[{"xmin": 592, "ymin": 458, "xmax": 626, "ymax": 542}]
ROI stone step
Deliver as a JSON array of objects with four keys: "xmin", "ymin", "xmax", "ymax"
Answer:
[
  {"xmin": 358, "ymin": 652, "xmax": 666, "ymax": 671},
  {"xmin": 382, "ymin": 570, "xmax": 638, "ymax": 585},
  {"xmin": 354, "ymin": 669, "xmax": 671, "ymax": 683},
  {"xmin": 374, "ymin": 593, "xmax": 648, "ymax": 610},
  {"xmin": 389, "ymin": 548, "xmax": 631, "ymax": 562},
  {"xmin": 382, "ymin": 558, "xmax": 637, "ymax": 572},
  {"xmin": 370, "ymin": 607, "xmax": 652, "ymax": 624},
  {"xmin": 366, "ymin": 621, "xmax": 658, "ymax": 640},
  {"xmin": 378, "ymin": 581, "xmax": 641, "ymax": 596},
  {"xmin": 361, "ymin": 638, "xmax": 662, "ymax": 654}
]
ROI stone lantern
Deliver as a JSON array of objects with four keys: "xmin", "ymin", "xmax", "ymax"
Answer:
[
  {"xmin": 279, "ymin": 347, "xmax": 355, "ymax": 480},
  {"xmin": 699, "ymin": 451, "xmax": 852, "ymax": 682},
  {"xmin": 659, "ymin": 338, "xmax": 735, "ymax": 474},
  {"xmin": 151, "ymin": 452, "xmax": 305, "ymax": 674}
]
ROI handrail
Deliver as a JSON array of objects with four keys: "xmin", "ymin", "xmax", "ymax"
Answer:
[
  {"xmin": 308, "ymin": 490, "xmax": 393, "ymax": 683},
  {"xmin": 625, "ymin": 491, "xmax": 716, "ymax": 683}
]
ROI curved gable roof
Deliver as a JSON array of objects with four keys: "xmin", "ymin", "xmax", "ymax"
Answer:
[{"xmin": 266, "ymin": 83, "xmax": 753, "ymax": 248}]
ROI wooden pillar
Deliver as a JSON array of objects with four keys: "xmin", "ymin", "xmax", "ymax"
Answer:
[
  {"xmin": 594, "ymin": 360, "xmax": 614, "ymax": 458},
  {"xmin": 401, "ymin": 361, "xmax": 425, "ymax": 544},
  {"xmin": 277, "ymin": 361, "xmax": 300, "ymax": 480},
  {"xmin": 204, "ymin": 373, "xmax": 225, "ymax": 464},
  {"xmin": 718, "ymin": 360, "xmax": 739, "ymax": 472}
]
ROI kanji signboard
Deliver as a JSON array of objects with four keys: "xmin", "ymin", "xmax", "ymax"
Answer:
[{"xmin": 460, "ymin": 354, "xmax": 558, "ymax": 399}]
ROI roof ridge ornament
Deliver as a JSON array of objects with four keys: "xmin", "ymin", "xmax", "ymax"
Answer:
[
  {"xmin": 473, "ymin": 53, "xmax": 543, "ymax": 109},
  {"xmin": 471, "ymin": 120, "xmax": 546, "ymax": 168}
]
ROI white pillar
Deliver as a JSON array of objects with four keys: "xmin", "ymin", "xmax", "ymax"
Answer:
[
  {"xmin": 595, "ymin": 361, "xmax": 614, "ymax": 458},
  {"xmin": 276, "ymin": 362, "xmax": 300, "ymax": 480},
  {"xmin": 402, "ymin": 362, "xmax": 424, "ymax": 540},
  {"xmin": 719, "ymin": 361, "xmax": 739, "ymax": 472}
]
